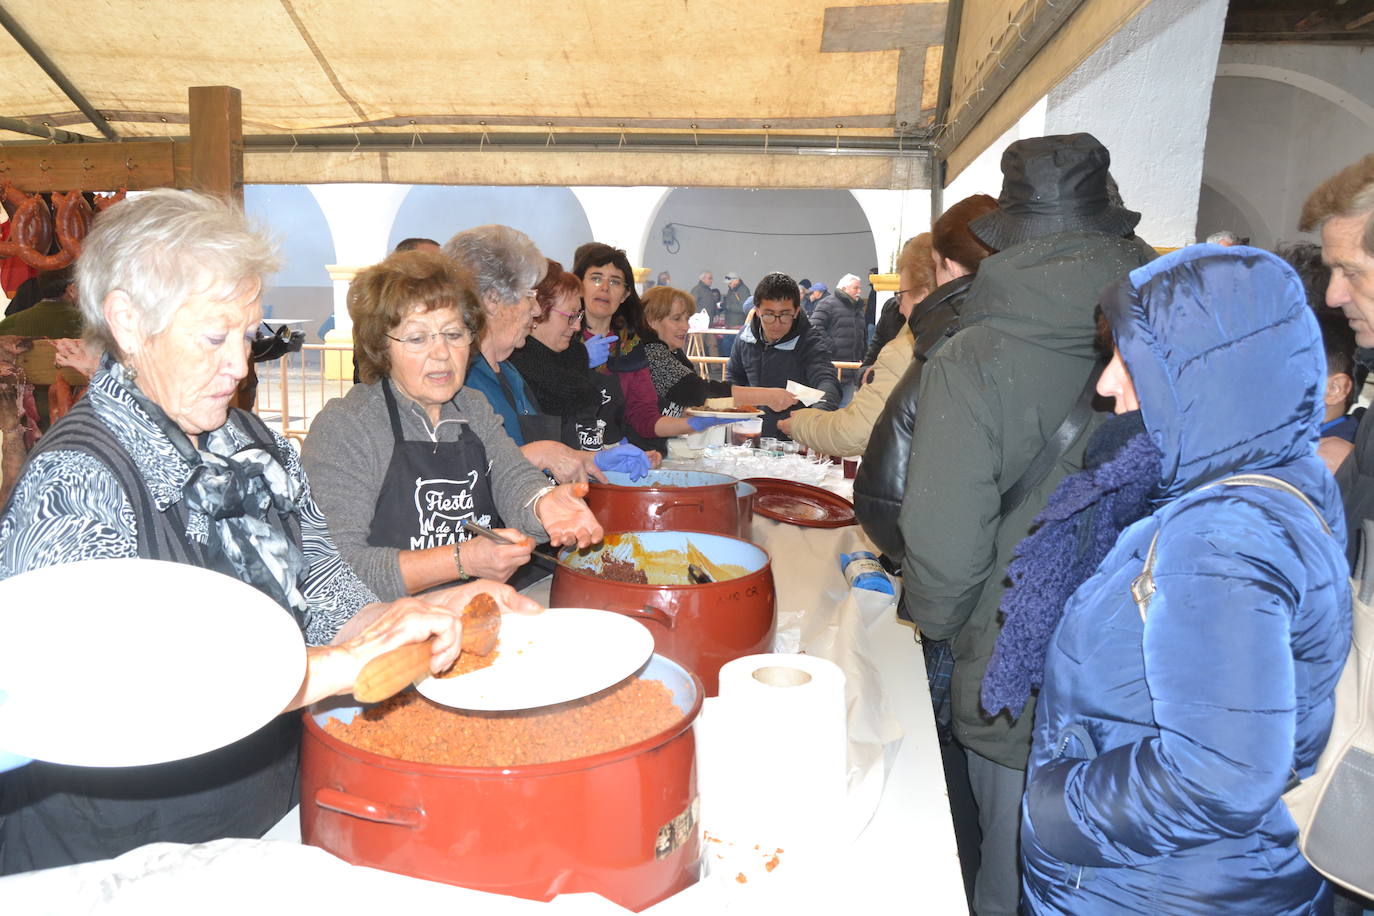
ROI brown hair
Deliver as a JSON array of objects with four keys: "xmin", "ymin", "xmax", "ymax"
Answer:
[
  {"xmin": 896, "ymin": 233, "xmax": 935, "ymax": 297},
  {"xmin": 641, "ymin": 285, "xmax": 695, "ymax": 328},
  {"xmin": 533, "ymin": 258, "xmax": 583, "ymax": 324},
  {"xmin": 933, "ymin": 193, "xmax": 999, "ymax": 273},
  {"xmin": 348, "ymin": 249, "xmax": 485, "ymax": 384},
  {"xmin": 1300, "ymin": 153, "xmax": 1374, "ymax": 255}
]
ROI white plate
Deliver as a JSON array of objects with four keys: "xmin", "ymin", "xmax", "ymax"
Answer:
[
  {"xmin": 685, "ymin": 408, "xmax": 763, "ymax": 419},
  {"xmin": 0, "ymin": 558, "xmax": 306, "ymax": 767},
  {"xmin": 414, "ymin": 607, "xmax": 655, "ymax": 711}
]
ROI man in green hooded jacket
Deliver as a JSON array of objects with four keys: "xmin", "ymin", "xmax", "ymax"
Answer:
[{"xmin": 900, "ymin": 133, "xmax": 1156, "ymax": 916}]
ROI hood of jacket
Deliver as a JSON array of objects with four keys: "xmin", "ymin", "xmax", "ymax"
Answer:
[
  {"xmin": 1101, "ymin": 244, "xmax": 1325, "ymax": 498},
  {"xmin": 961, "ymin": 230, "xmax": 1155, "ymax": 360},
  {"xmin": 737, "ymin": 307, "xmax": 809, "ymax": 350}
]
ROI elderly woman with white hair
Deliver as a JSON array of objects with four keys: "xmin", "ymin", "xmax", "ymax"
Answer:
[
  {"xmin": 0, "ymin": 189, "xmax": 536, "ymax": 874},
  {"xmin": 443, "ymin": 225, "xmax": 651, "ymax": 483}
]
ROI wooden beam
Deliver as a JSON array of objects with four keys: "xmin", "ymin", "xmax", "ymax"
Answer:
[
  {"xmin": 0, "ymin": 140, "xmax": 175, "ymax": 192},
  {"xmin": 186, "ymin": 86, "xmax": 243, "ymax": 203}
]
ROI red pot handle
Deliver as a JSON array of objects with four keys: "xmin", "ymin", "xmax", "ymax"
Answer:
[
  {"xmin": 650, "ymin": 499, "xmax": 704, "ymax": 517},
  {"xmin": 314, "ymin": 786, "xmax": 425, "ymax": 828},
  {"xmin": 605, "ymin": 603, "xmax": 675, "ymax": 629}
]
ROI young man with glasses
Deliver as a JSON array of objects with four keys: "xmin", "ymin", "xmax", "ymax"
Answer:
[{"xmin": 725, "ymin": 272, "xmax": 840, "ymax": 440}]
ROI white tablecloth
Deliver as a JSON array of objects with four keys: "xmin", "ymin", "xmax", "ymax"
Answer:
[{"xmin": 0, "ymin": 465, "xmax": 966, "ymax": 915}]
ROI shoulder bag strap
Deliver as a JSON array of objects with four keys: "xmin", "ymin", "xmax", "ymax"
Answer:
[
  {"xmin": 999, "ymin": 361, "xmax": 1104, "ymax": 518},
  {"xmin": 1131, "ymin": 473, "xmax": 1331, "ymax": 621}
]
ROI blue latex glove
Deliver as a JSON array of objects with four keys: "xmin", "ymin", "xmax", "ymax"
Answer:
[
  {"xmin": 0, "ymin": 690, "xmax": 32, "ymax": 773},
  {"xmin": 594, "ymin": 439, "xmax": 652, "ymax": 480},
  {"xmin": 687, "ymin": 415, "xmax": 739, "ymax": 431},
  {"xmin": 585, "ymin": 334, "xmax": 619, "ymax": 369}
]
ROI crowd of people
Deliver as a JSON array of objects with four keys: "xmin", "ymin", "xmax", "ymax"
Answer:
[{"xmin": 1, "ymin": 133, "xmax": 1373, "ymax": 916}]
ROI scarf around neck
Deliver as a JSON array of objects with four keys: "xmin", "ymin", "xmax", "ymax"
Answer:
[
  {"xmin": 980, "ymin": 410, "xmax": 1162, "ymax": 720},
  {"xmin": 111, "ymin": 358, "xmax": 309, "ymax": 616}
]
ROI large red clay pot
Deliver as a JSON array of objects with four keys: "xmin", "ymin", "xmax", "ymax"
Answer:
[
  {"xmin": 550, "ymin": 531, "xmax": 775, "ymax": 696},
  {"xmin": 300, "ymin": 655, "xmax": 702, "ymax": 912},
  {"xmin": 587, "ymin": 470, "xmax": 755, "ymax": 540}
]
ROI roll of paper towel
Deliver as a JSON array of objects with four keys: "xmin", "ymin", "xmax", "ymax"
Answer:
[{"xmin": 697, "ymin": 653, "xmax": 848, "ymax": 863}]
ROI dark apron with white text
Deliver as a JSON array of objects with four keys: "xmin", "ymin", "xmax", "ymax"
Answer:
[
  {"xmin": 367, "ymin": 379, "xmax": 500, "ymax": 564},
  {"xmin": 567, "ymin": 371, "xmax": 627, "ymax": 451}
]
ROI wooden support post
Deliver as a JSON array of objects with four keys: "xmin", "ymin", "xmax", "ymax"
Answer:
[
  {"xmin": 186, "ymin": 86, "xmax": 243, "ymax": 204},
  {"xmin": 185, "ymin": 86, "xmax": 255, "ymax": 407}
]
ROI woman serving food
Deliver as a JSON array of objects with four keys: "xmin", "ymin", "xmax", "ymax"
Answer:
[
  {"xmin": 625, "ymin": 286, "xmax": 798, "ymax": 453},
  {"xmin": 302, "ymin": 250, "xmax": 603, "ymax": 600},
  {"xmin": 0, "ymin": 190, "xmax": 537, "ymax": 874}
]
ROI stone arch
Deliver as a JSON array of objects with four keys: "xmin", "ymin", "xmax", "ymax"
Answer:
[
  {"xmin": 1215, "ymin": 63, "xmax": 1374, "ymax": 131},
  {"xmin": 390, "ymin": 186, "xmax": 594, "ymax": 266},
  {"xmin": 646, "ymin": 188, "xmax": 878, "ymax": 294}
]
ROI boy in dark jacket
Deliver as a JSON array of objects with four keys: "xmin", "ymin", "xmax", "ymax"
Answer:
[{"xmin": 726, "ymin": 272, "xmax": 840, "ymax": 439}]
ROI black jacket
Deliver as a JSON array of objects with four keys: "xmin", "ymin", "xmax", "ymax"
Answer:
[
  {"xmin": 861, "ymin": 295, "xmax": 902, "ymax": 368},
  {"xmin": 852, "ymin": 275, "xmax": 973, "ymax": 557},
  {"xmin": 810, "ymin": 289, "xmax": 867, "ymax": 365},
  {"xmin": 726, "ymin": 309, "xmax": 840, "ymax": 439},
  {"xmin": 721, "ymin": 282, "xmax": 749, "ymax": 328}
]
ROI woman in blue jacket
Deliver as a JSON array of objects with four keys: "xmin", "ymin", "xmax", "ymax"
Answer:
[{"xmin": 1018, "ymin": 245, "xmax": 1351, "ymax": 914}]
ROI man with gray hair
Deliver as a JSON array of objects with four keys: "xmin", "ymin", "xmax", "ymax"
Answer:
[
  {"xmin": 1205, "ymin": 229, "xmax": 1245, "ymax": 247},
  {"xmin": 1301, "ymin": 153, "xmax": 1374, "ymax": 573},
  {"xmin": 810, "ymin": 272, "xmax": 867, "ymax": 404}
]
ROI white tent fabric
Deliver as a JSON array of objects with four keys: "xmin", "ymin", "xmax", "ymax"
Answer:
[{"xmin": 0, "ymin": 0, "xmax": 1146, "ymax": 189}]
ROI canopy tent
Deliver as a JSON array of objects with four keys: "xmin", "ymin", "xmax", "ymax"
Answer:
[{"xmin": 0, "ymin": 0, "xmax": 1149, "ymax": 190}]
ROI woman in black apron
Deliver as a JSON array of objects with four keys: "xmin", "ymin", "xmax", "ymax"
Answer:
[{"xmin": 302, "ymin": 250, "xmax": 602, "ymax": 602}]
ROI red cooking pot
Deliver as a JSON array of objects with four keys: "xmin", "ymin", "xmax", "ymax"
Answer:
[
  {"xmin": 587, "ymin": 469, "xmax": 755, "ymax": 539},
  {"xmin": 550, "ymin": 531, "xmax": 775, "ymax": 695},
  {"xmin": 300, "ymin": 654, "xmax": 702, "ymax": 912}
]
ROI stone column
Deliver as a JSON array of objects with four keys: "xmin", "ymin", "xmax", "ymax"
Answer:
[
  {"xmin": 1042, "ymin": 0, "xmax": 1229, "ymax": 247},
  {"xmin": 308, "ymin": 184, "xmax": 413, "ymax": 379},
  {"xmin": 568, "ymin": 187, "xmax": 672, "ymax": 283},
  {"xmin": 848, "ymin": 189, "xmax": 933, "ymax": 274}
]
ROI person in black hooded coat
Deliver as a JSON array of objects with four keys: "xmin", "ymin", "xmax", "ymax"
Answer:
[{"xmin": 853, "ymin": 193, "xmax": 999, "ymax": 560}]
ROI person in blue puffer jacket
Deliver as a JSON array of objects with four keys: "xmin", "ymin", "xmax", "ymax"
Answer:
[{"xmin": 1019, "ymin": 245, "xmax": 1353, "ymax": 915}]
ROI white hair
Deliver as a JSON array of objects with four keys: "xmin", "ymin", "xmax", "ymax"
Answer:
[
  {"xmin": 1206, "ymin": 230, "xmax": 1242, "ymax": 246},
  {"xmin": 442, "ymin": 225, "xmax": 546, "ymax": 305},
  {"xmin": 837, "ymin": 273, "xmax": 862, "ymax": 290},
  {"xmin": 76, "ymin": 188, "xmax": 280, "ymax": 360}
]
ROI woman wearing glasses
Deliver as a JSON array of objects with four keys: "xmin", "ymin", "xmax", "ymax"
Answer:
[
  {"xmin": 727, "ymin": 272, "xmax": 840, "ymax": 440},
  {"xmin": 510, "ymin": 259, "xmax": 660, "ymax": 470},
  {"xmin": 630, "ymin": 286, "xmax": 798, "ymax": 453},
  {"xmin": 302, "ymin": 249, "xmax": 601, "ymax": 600}
]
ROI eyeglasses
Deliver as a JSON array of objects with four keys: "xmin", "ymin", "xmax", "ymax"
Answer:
[
  {"xmin": 386, "ymin": 329, "xmax": 473, "ymax": 352},
  {"xmin": 758, "ymin": 310, "xmax": 797, "ymax": 324},
  {"xmin": 587, "ymin": 275, "xmax": 626, "ymax": 291},
  {"xmin": 550, "ymin": 306, "xmax": 584, "ymax": 324}
]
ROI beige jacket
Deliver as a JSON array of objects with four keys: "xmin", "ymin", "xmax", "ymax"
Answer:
[{"xmin": 787, "ymin": 325, "xmax": 914, "ymax": 458}]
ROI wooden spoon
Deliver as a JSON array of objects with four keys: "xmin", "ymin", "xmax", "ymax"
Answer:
[{"xmin": 353, "ymin": 640, "xmax": 432, "ymax": 703}]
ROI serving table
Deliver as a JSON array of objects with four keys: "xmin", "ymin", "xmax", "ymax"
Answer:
[{"xmin": 0, "ymin": 463, "xmax": 965, "ymax": 915}]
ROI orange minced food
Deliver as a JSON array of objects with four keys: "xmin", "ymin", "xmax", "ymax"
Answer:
[{"xmin": 324, "ymin": 677, "xmax": 682, "ymax": 767}]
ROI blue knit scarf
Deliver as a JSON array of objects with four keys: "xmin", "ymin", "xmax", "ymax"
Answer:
[{"xmin": 980, "ymin": 410, "xmax": 1162, "ymax": 720}]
